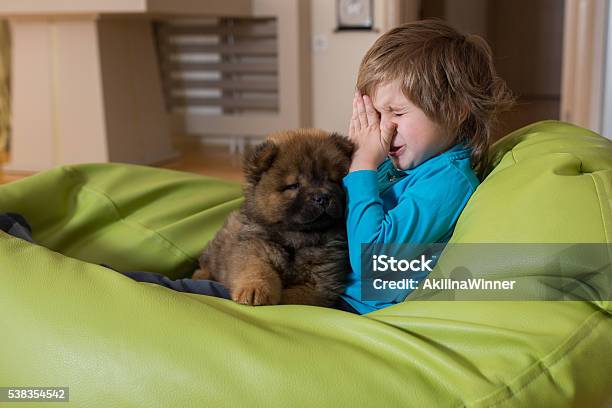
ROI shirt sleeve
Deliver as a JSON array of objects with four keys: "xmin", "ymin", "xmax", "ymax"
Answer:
[{"xmin": 343, "ymin": 165, "xmax": 475, "ymax": 282}]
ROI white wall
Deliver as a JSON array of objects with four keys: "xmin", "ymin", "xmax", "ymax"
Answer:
[{"xmin": 310, "ymin": 0, "xmax": 387, "ymax": 134}]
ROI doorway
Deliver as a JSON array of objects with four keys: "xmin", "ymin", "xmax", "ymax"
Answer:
[{"xmin": 410, "ymin": 0, "xmax": 566, "ymax": 141}]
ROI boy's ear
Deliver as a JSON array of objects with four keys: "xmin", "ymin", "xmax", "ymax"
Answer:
[
  {"xmin": 243, "ymin": 140, "xmax": 278, "ymax": 185},
  {"xmin": 329, "ymin": 133, "xmax": 355, "ymax": 160}
]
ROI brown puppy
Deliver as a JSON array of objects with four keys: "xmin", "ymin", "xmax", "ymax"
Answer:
[{"xmin": 193, "ymin": 128, "xmax": 353, "ymax": 306}]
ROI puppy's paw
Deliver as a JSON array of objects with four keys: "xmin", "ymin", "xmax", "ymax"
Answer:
[{"xmin": 232, "ymin": 283, "xmax": 281, "ymax": 306}]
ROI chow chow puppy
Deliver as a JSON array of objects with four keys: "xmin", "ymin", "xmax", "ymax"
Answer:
[{"xmin": 192, "ymin": 128, "xmax": 353, "ymax": 307}]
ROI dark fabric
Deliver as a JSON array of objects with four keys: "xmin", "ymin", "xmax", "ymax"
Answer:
[
  {"xmin": 0, "ymin": 212, "xmax": 34, "ymax": 243},
  {"xmin": 122, "ymin": 271, "xmax": 231, "ymax": 298}
]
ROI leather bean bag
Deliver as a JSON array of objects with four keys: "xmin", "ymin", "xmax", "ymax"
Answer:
[{"xmin": 1, "ymin": 120, "xmax": 610, "ymax": 407}]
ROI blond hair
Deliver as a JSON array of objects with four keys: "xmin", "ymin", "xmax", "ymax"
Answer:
[{"xmin": 356, "ymin": 19, "xmax": 514, "ymax": 179}]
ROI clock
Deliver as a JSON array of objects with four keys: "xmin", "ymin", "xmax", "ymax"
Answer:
[{"xmin": 336, "ymin": 0, "xmax": 374, "ymax": 31}]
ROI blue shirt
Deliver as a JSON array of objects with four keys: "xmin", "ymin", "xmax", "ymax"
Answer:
[{"xmin": 341, "ymin": 143, "xmax": 480, "ymax": 314}]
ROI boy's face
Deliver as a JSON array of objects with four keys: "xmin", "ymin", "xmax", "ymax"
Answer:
[{"xmin": 372, "ymin": 80, "xmax": 453, "ymax": 170}]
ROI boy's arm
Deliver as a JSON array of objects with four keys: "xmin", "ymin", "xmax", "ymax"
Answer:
[{"xmin": 343, "ymin": 165, "xmax": 476, "ymax": 280}]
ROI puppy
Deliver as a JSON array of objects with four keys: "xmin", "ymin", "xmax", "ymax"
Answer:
[{"xmin": 193, "ymin": 128, "xmax": 353, "ymax": 307}]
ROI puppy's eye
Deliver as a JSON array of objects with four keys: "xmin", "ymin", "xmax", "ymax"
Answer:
[{"xmin": 284, "ymin": 183, "xmax": 300, "ymax": 191}]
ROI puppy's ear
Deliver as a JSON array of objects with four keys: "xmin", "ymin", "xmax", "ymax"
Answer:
[
  {"xmin": 243, "ymin": 141, "xmax": 278, "ymax": 185},
  {"xmin": 329, "ymin": 133, "xmax": 355, "ymax": 160}
]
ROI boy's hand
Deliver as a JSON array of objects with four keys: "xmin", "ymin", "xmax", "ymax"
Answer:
[{"xmin": 348, "ymin": 91, "xmax": 397, "ymax": 172}]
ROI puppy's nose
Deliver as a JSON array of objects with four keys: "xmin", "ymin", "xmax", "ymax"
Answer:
[{"xmin": 312, "ymin": 193, "xmax": 330, "ymax": 207}]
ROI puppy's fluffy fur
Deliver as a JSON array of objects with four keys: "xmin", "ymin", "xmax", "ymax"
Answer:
[{"xmin": 193, "ymin": 129, "xmax": 353, "ymax": 306}]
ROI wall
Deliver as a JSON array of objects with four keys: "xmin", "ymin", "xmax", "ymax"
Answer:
[
  {"xmin": 310, "ymin": 0, "xmax": 386, "ymax": 134},
  {"xmin": 311, "ymin": 0, "xmax": 486, "ymax": 133}
]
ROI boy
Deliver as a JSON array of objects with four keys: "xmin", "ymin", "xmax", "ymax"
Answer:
[{"xmin": 338, "ymin": 19, "xmax": 514, "ymax": 314}]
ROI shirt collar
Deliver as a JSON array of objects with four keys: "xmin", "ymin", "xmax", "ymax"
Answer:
[
  {"xmin": 378, "ymin": 143, "xmax": 472, "ymax": 182},
  {"xmin": 401, "ymin": 143, "xmax": 470, "ymax": 172}
]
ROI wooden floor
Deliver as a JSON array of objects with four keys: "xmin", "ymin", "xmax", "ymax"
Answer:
[
  {"xmin": 156, "ymin": 144, "xmax": 245, "ymax": 182},
  {"xmin": 0, "ymin": 144, "xmax": 245, "ymax": 185}
]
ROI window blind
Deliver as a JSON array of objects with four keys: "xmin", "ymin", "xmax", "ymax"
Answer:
[{"xmin": 154, "ymin": 17, "xmax": 279, "ymax": 115}]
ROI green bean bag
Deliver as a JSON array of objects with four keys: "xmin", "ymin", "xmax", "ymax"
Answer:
[{"xmin": 1, "ymin": 120, "xmax": 611, "ymax": 407}]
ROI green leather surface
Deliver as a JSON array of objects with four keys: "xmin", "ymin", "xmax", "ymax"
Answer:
[{"xmin": 1, "ymin": 121, "xmax": 611, "ymax": 407}]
